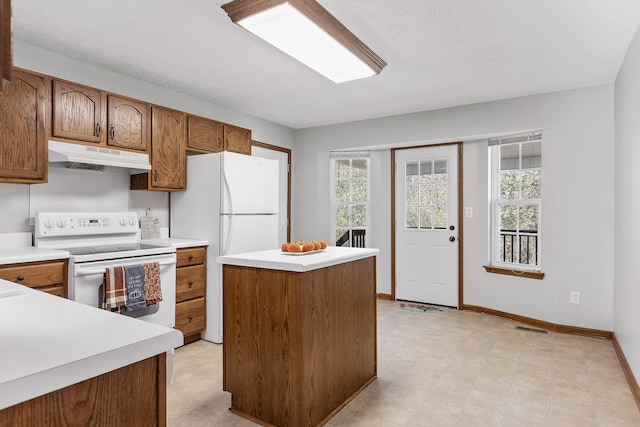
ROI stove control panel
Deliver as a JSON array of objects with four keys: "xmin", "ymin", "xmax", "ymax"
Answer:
[{"xmin": 34, "ymin": 212, "xmax": 140, "ymax": 238}]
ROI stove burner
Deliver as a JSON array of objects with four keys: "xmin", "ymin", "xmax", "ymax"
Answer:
[{"xmin": 63, "ymin": 243, "xmax": 167, "ymax": 256}]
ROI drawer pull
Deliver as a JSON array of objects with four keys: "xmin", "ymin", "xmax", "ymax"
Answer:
[
  {"xmin": 188, "ymin": 255, "xmax": 194, "ymax": 261},
  {"xmin": 188, "ymin": 281, "xmax": 193, "ymax": 287},
  {"xmin": 188, "ymin": 315, "xmax": 194, "ymax": 322},
  {"xmin": 17, "ymin": 275, "xmax": 24, "ymax": 281}
]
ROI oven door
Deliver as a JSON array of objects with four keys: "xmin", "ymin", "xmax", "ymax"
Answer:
[{"xmin": 69, "ymin": 253, "xmax": 177, "ymax": 328}]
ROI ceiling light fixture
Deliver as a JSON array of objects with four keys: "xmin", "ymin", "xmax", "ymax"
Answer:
[{"xmin": 221, "ymin": 0, "xmax": 386, "ymax": 83}]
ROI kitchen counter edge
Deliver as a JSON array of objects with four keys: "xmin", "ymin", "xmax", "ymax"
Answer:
[
  {"xmin": 142, "ymin": 237, "xmax": 209, "ymax": 249},
  {"xmin": 0, "ymin": 279, "xmax": 183, "ymax": 410},
  {"xmin": 0, "ymin": 247, "xmax": 69, "ymax": 265},
  {"xmin": 217, "ymin": 246, "xmax": 379, "ymax": 272}
]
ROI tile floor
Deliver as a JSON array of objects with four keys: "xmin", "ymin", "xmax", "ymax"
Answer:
[{"xmin": 167, "ymin": 299, "xmax": 640, "ymax": 426}]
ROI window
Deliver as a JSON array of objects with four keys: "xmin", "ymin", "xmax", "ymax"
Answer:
[
  {"xmin": 405, "ymin": 159, "xmax": 448, "ymax": 229},
  {"xmin": 489, "ymin": 133, "xmax": 542, "ymax": 270},
  {"xmin": 331, "ymin": 153, "xmax": 369, "ymax": 248}
]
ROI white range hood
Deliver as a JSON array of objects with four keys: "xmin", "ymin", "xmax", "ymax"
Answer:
[{"xmin": 48, "ymin": 140, "xmax": 151, "ymax": 173}]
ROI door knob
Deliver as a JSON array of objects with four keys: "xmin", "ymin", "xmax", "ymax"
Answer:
[{"xmin": 449, "ymin": 236, "xmax": 456, "ymax": 242}]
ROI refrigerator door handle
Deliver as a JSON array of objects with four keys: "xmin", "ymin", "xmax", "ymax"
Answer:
[{"xmin": 223, "ymin": 171, "xmax": 233, "ymax": 255}]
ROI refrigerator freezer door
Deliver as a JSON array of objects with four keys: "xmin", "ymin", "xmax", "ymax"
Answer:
[
  {"xmin": 221, "ymin": 214, "xmax": 279, "ymax": 255},
  {"xmin": 222, "ymin": 152, "xmax": 279, "ymax": 214}
]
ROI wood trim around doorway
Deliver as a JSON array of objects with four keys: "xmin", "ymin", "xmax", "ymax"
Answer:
[
  {"xmin": 251, "ymin": 140, "xmax": 292, "ymax": 242},
  {"xmin": 390, "ymin": 141, "xmax": 463, "ymax": 308}
]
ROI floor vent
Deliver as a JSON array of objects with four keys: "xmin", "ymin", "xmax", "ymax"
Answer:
[{"xmin": 515, "ymin": 326, "xmax": 548, "ymax": 334}]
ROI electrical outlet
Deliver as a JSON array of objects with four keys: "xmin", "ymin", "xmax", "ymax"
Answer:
[
  {"xmin": 465, "ymin": 207, "xmax": 473, "ymax": 218},
  {"xmin": 570, "ymin": 291, "xmax": 581, "ymax": 305}
]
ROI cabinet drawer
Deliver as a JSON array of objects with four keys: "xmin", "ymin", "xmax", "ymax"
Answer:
[
  {"xmin": 0, "ymin": 261, "xmax": 65, "ymax": 288},
  {"xmin": 176, "ymin": 297, "xmax": 206, "ymax": 337},
  {"xmin": 176, "ymin": 247, "xmax": 206, "ymax": 267},
  {"xmin": 176, "ymin": 265, "xmax": 206, "ymax": 302}
]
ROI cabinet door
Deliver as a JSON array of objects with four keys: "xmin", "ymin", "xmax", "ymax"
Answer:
[
  {"xmin": 107, "ymin": 95, "xmax": 149, "ymax": 151},
  {"xmin": 150, "ymin": 107, "xmax": 185, "ymax": 190},
  {"xmin": 0, "ymin": 69, "xmax": 47, "ymax": 183},
  {"xmin": 52, "ymin": 80, "xmax": 104, "ymax": 143},
  {"xmin": 223, "ymin": 124, "xmax": 251, "ymax": 155},
  {"xmin": 187, "ymin": 115, "xmax": 223, "ymax": 153}
]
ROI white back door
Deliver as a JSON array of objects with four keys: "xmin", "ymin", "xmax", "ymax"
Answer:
[{"xmin": 395, "ymin": 144, "xmax": 459, "ymax": 307}]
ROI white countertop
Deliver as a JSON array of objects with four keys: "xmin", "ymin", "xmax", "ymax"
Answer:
[
  {"xmin": 217, "ymin": 246, "xmax": 379, "ymax": 272},
  {"xmin": 0, "ymin": 247, "xmax": 69, "ymax": 265},
  {"xmin": 142, "ymin": 237, "xmax": 209, "ymax": 249},
  {"xmin": 0, "ymin": 279, "xmax": 183, "ymax": 410}
]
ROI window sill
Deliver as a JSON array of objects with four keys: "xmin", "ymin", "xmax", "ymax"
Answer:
[{"xmin": 483, "ymin": 265, "xmax": 545, "ymax": 280}]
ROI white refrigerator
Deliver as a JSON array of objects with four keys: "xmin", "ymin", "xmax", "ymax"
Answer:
[{"xmin": 170, "ymin": 151, "xmax": 279, "ymax": 343}]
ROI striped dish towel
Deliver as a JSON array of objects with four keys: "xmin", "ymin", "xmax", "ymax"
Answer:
[
  {"xmin": 102, "ymin": 266, "xmax": 128, "ymax": 312},
  {"xmin": 143, "ymin": 262, "xmax": 163, "ymax": 306}
]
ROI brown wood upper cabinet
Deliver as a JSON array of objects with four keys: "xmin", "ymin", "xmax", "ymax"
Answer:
[
  {"xmin": 107, "ymin": 95, "xmax": 149, "ymax": 151},
  {"xmin": 223, "ymin": 123, "xmax": 251, "ymax": 155},
  {"xmin": 52, "ymin": 80, "xmax": 104, "ymax": 144},
  {"xmin": 0, "ymin": 69, "xmax": 49, "ymax": 184},
  {"xmin": 187, "ymin": 115, "xmax": 223, "ymax": 153},
  {"xmin": 53, "ymin": 80, "xmax": 149, "ymax": 152},
  {"xmin": 131, "ymin": 106, "xmax": 185, "ymax": 191}
]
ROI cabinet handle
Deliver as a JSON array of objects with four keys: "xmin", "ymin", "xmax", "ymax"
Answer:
[
  {"xmin": 95, "ymin": 123, "xmax": 100, "ymax": 137},
  {"xmin": 188, "ymin": 281, "xmax": 193, "ymax": 287},
  {"xmin": 110, "ymin": 126, "xmax": 115, "ymax": 140},
  {"xmin": 17, "ymin": 275, "xmax": 24, "ymax": 281},
  {"xmin": 153, "ymin": 170, "xmax": 158, "ymax": 182}
]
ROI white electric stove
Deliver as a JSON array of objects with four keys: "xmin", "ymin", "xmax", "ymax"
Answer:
[{"xmin": 34, "ymin": 211, "xmax": 176, "ymax": 328}]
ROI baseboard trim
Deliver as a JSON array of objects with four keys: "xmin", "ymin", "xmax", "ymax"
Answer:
[
  {"xmin": 611, "ymin": 333, "xmax": 640, "ymax": 410},
  {"xmin": 462, "ymin": 305, "xmax": 612, "ymax": 338},
  {"xmin": 463, "ymin": 304, "xmax": 640, "ymax": 411},
  {"xmin": 376, "ymin": 293, "xmax": 392, "ymax": 300}
]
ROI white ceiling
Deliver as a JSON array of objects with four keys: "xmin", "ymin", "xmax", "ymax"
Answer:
[{"xmin": 12, "ymin": 0, "xmax": 640, "ymax": 129}]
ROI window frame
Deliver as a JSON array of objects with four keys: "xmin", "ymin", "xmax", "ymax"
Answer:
[
  {"xmin": 489, "ymin": 135, "xmax": 543, "ymax": 272},
  {"xmin": 330, "ymin": 153, "xmax": 370, "ymax": 248}
]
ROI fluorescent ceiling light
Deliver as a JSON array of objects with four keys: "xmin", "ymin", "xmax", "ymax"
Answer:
[{"xmin": 222, "ymin": 0, "xmax": 386, "ymax": 83}]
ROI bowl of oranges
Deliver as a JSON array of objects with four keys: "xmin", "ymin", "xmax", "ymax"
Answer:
[{"xmin": 281, "ymin": 240, "xmax": 327, "ymax": 255}]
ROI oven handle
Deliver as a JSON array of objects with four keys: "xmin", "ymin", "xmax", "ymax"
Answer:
[{"xmin": 75, "ymin": 258, "xmax": 176, "ymax": 276}]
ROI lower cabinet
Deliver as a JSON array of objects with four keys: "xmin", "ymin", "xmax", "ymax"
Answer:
[
  {"xmin": 175, "ymin": 247, "xmax": 206, "ymax": 345},
  {"xmin": 0, "ymin": 354, "xmax": 166, "ymax": 426},
  {"xmin": 0, "ymin": 259, "xmax": 67, "ymax": 297}
]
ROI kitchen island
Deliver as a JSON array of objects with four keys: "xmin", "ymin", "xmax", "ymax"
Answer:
[
  {"xmin": 0, "ymin": 278, "xmax": 183, "ymax": 426},
  {"xmin": 218, "ymin": 246, "xmax": 379, "ymax": 427}
]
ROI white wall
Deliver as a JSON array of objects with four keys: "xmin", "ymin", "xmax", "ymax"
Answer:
[
  {"xmin": 294, "ymin": 85, "xmax": 615, "ymax": 331},
  {"xmin": 0, "ymin": 41, "xmax": 295, "ymax": 232},
  {"xmin": 614, "ymin": 27, "xmax": 640, "ymax": 383}
]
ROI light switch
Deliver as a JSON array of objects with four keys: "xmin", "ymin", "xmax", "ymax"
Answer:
[{"xmin": 465, "ymin": 207, "xmax": 473, "ymax": 218}]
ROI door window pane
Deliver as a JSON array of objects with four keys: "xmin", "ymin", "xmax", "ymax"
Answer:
[
  {"xmin": 406, "ymin": 207, "xmax": 419, "ymax": 229},
  {"xmin": 406, "ymin": 162, "xmax": 419, "ymax": 183},
  {"xmin": 419, "ymin": 207, "xmax": 433, "ymax": 229},
  {"xmin": 434, "ymin": 207, "xmax": 447, "ymax": 229},
  {"xmin": 404, "ymin": 159, "xmax": 448, "ymax": 230}
]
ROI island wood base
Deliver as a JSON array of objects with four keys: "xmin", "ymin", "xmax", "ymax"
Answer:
[
  {"xmin": 223, "ymin": 256, "xmax": 377, "ymax": 427},
  {"xmin": 0, "ymin": 354, "xmax": 166, "ymax": 427}
]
